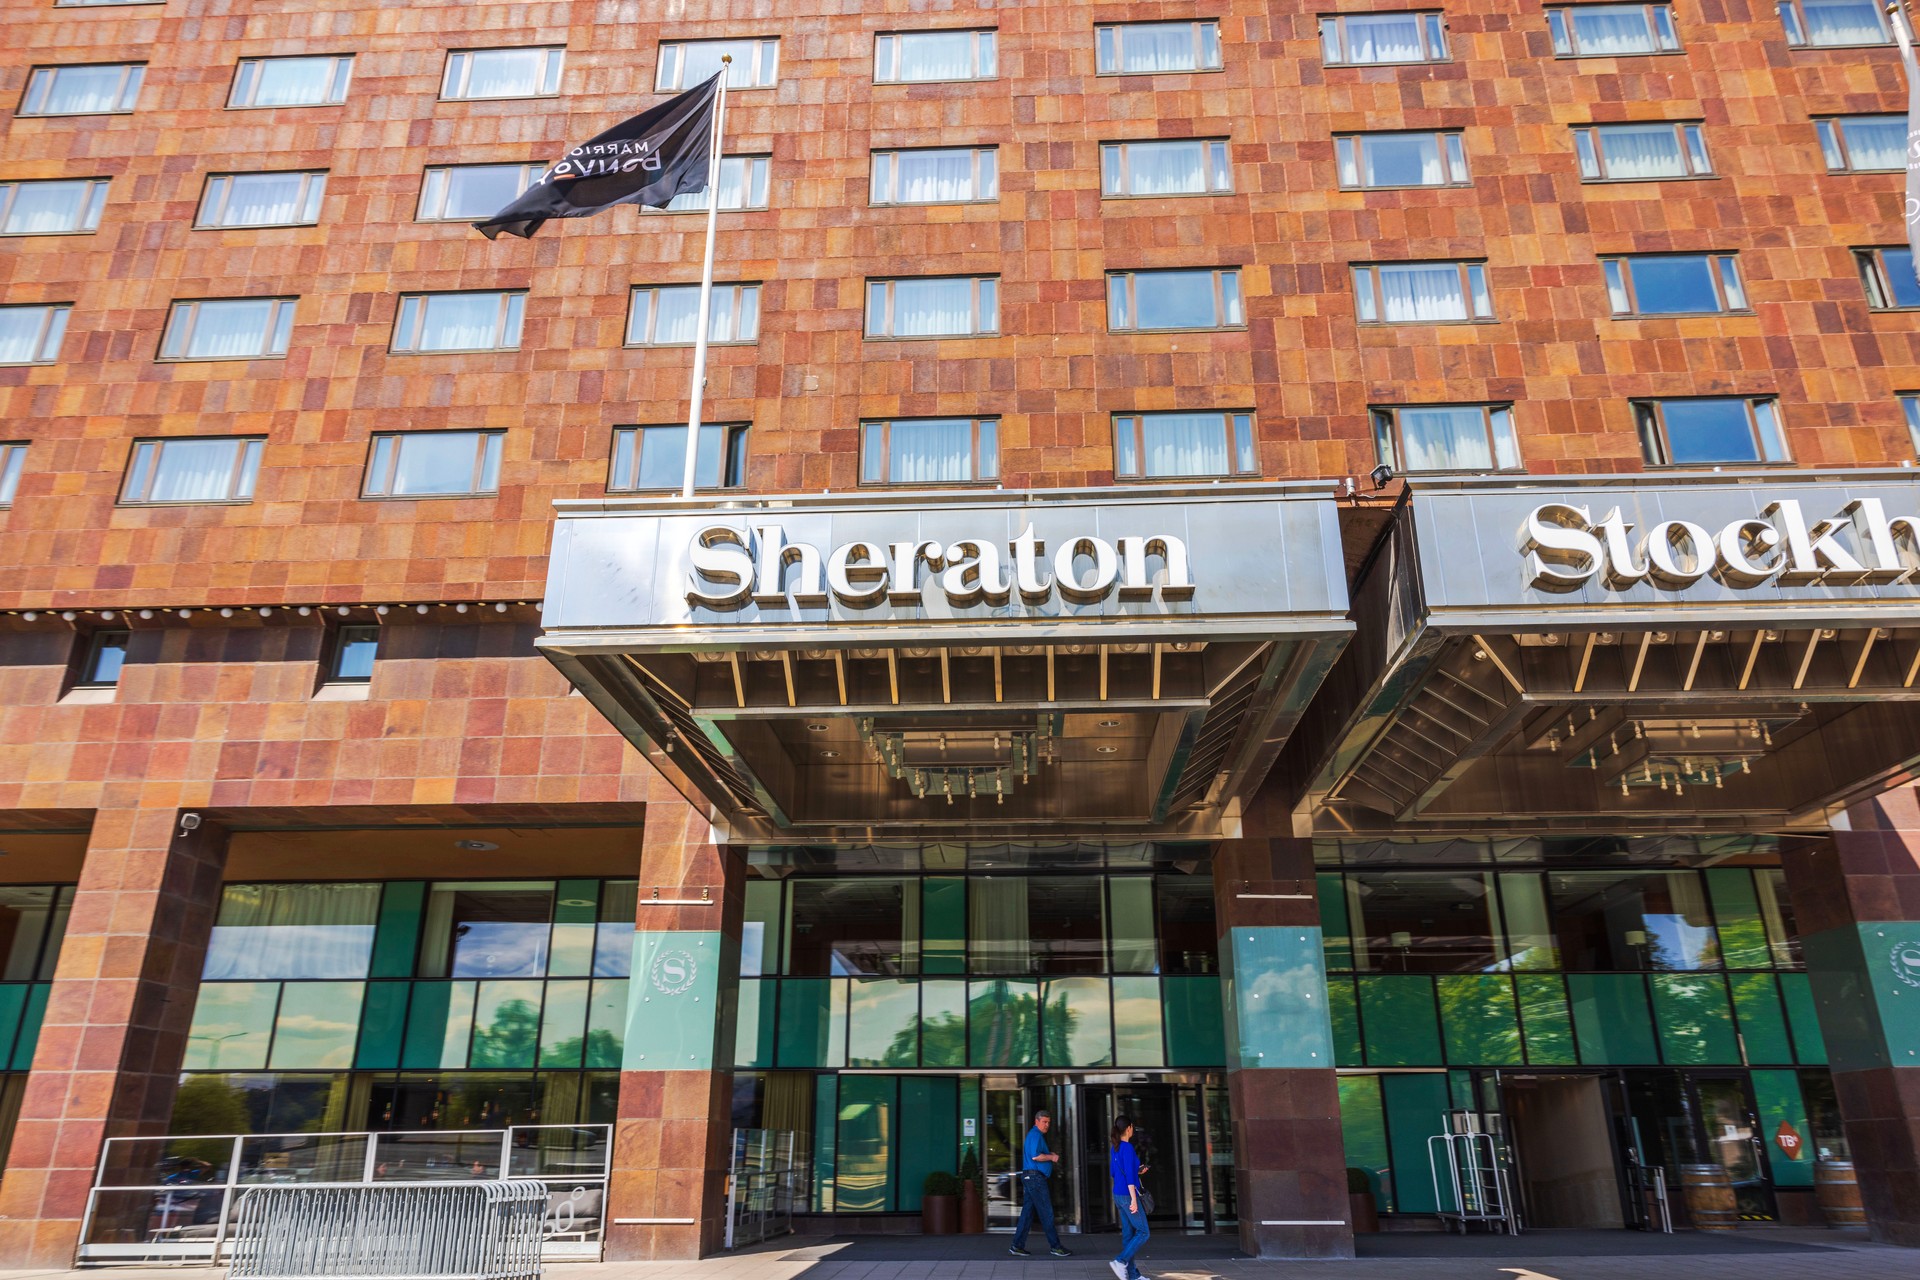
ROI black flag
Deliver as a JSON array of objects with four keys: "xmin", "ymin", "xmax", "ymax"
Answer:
[{"xmin": 474, "ymin": 72, "xmax": 722, "ymax": 240}]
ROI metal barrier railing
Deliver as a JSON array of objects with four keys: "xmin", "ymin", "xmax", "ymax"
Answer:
[
  {"xmin": 76, "ymin": 1124, "xmax": 609, "ymax": 1265},
  {"xmin": 228, "ymin": 1181, "xmax": 547, "ymax": 1280},
  {"xmin": 724, "ymin": 1129, "xmax": 805, "ymax": 1249}
]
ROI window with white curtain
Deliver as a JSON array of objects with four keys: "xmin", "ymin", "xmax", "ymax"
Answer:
[
  {"xmin": 1857, "ymin": 247, "xmax": 1920, "ymax": 309},
  {"xmin": 1320, "ymin": 12, "xmax": 1449, "ymax": 64},
  {"xmin": 229, "ymin": 56, "xmax": 353, "ymax": 108},
  {"xmin": 1547, "ymin": 4, "xmax": 1680, "ymax": 54},
  {"xmin": 866, "ymin": 277, "xmax": 998, "ymax": 338},
  {"xmin": 1817, "ymin": 116, "xmax": 1906, "ymax": 171},
  {"xmin": 418, "ymin": 164, "xmax": 543, "ymax": 221},
  {"xmin": 1603, "ymin": 254, "xmax": 1747, "ymax": 315},
  {"xmin": 159, "ymin": 298, "xmax": 297, "ymax": 360},
  {"xmin": 197, "ymin": 172, "xmax": 327, "ymax": 228},
  {"xmin": 1901, "ymin": 394, "xmax": 1920, "ymax": 458},
  {"xmin": 1095, "ymin": 21, "xmax": 1223, "ymax": 73},
  {"xmin": 1371, "ymin": 405, "xmax": 1520, "ymax": 472},
  {"xmin": 1113, "ymin": 412, "xmax": 1256, "ymax": 480},
  {"xmin": 20, "ymin": 64, "xmax": 145, "ymax": 115},
  {"xmin": 1634, "ymin": 397, "xmax": 1789, "ymax": 465},
  {"xmin": 1572, "ymin": 121, "xmax": 1711, "ymax": 179},
  {"xmin": 203, "ymin": 883, "xmax": 382, "ymax": 980},
  {"xmin": 58, "ymin": 0, "xmax": 161, "ymax": 7},
  {"xmin": 441, "ymin": 47, "xmax": 564, "ymax": 100},
  {"xmin": 1101, "ymin": 139, "xmax": 1232, "ymax": 197},
  {"xmin": 1779, "ymin": 0, "xmax": 1890, "ymax": 44},
  {"xmin": 120, "ymin": 436, "xmax": 264, "ymax": 504},
  {"xmin": 0, "ymin": 441, "xmax": 30, "ymax": 506},
  {"xmin": 1353, "ymin": 262, "xmax": 1493, "ymax": 323},
  {"xmin": 0, "ymin": 305, "xmax": 69, "ymax": 365},
  {"xmin": 875, "ymin": 29, "xmax": 997, "ymax": 82},
  {"xmin": 391, "ymin": 291, "xmax": 525, "ymax": 353},
  {"xmin": 0, "ymin": 179, "xmax": 109, "ymax": 235},
  {"xmin": 871, "ymin": 147, "xmax": 998, "ymax": 205},
  {"xmin": 1108, "ymin": 268, "xmax": 1244, "ymax": 331},
  {"xmin": 860, "ymin": 418, "xmax": 998, "ymax": 485},
  {"xmin": 657, "ymin": 38, "xmax": 780, "ymax": 90},
  {"xmin": 1335, "ymin": 132, "xmax": 1469, "ymax": 188},
  {"xmin": 364, "ymin": 430, "xmax": 506, "ymax": 497},
  {"xmin": 658, "ymin": 155, "xmax": 771, "ymax": 212},
  {"xmin": 628, "ymin": 283, "xmax": 761, "ymax": 345},
  {"xmin": 609, "ymin": 424, "xmax": 749, "ymax": 491}
]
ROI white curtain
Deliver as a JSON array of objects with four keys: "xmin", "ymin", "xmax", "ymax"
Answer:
[
  {"xmin": 6, "ymin": 181, "xmax": 87, "ymax": 233},
  {"xmin": 418, "ymin": 294, "xmax": 501, "ymax": 351},
  {"xmin": 969, "ymin": 877, "xmax": 1031, "ymax": 974},
  {"xmin": 254, "ymin": 57, "xmax": 334, "ymax": 106},
  {"xmin": 0, "ymin": 309, "xmax": 47, "ymax": 363},
  {"xmin": 898, "ymin": 31, "xmax": 974, "ymax": 80},
  {"xmin": 1844, "ymin": 118, "xmax": 1906, "ymax": 168},
  {"xmin": 1803, "ymin": 0, "xmax": 1885, "ymax": 42},
  {"xmin": 1596, "ymin": 124, "xmax": 1686, "ymax": 177},
  {"xmin": 223, "ymin": 173, "xmax": 308, "ymax": 225},
  {"xmin": 1344, "ymin": 13, "xmax": 1424, "ymax": 62},
  {"xmin": 1396, "ymin": 408, "xmax": 1493, "ymax": 471},
  {"xmin": 1126, "ymin": 140, "xmax": 1205, "ymax": 194},
  {"xmin": 1569, "ymin": 6, "xmax": 1657, "ymax": 52},
  {"xmin": 651, "ymin": 287, "xmax": 701, "ymax": 343},
  {"xmin": 444, "ymin": 166, "xmax": 525, "ymax": 219},
  {"xmin": 185, "ymin": 299, "xmax": 274, "ymax": 358},
  {"xmin": 1365, "ymin": 135, "xmax": 1443, "ymax": 186},
  {"xmin": 1119, "ymin": 23, "xmax": 1196, "ymax": 71},
  {"xmin": 465, "ymin": 50, "xmax": 542, "ymax": 98},
  {"xmin": 45, "ymin": 65, "xmax": 129, "ymax": 113},
  {"xmin": 146, "ymin": 438, "xmax": 241, "ymax": 501},
  {"xmin": 897, "ymin": 150, "xmax": 976, "ymax": 203},
  {"xmin": 1141, "ymin": 414, "xmax": 1228, "ymax": 477},
  {"xmin": 390, "ymin": 431, "xmax": 481, "ymax": 494},
  {"xmin": 890, "ymin": 278, "xmax": 973, "ymax": 335},
  {"xmin": 681, "ymin": 41, "xmax": 757, "ymax": 88},
  {"xmin": 889, "ymin": 419, "xmax": 973, "ymax": 482},
  {"xmin": 1134, "ymin": 269, "xmax": 1216, "ymax": 329},
  {"xmin": 203, "ymin": 883, "xmax": 379, "ymax": 980},
  {"xmin": 1380, "ymin": 265, "xmax": 1468, "ymax": 321}
]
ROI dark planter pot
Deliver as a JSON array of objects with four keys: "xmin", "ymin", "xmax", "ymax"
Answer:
[
  {"xmin": 960, "ymin": 1181, "xmax": 986, "ymax": 1234},
  {"xmin": 1349, "ymin": 1190, "xmax": 1379, "ymax": 1234},
  {"xmin": 922, "ymin": 1194, "xmax": 959, "ymax": 1235}
]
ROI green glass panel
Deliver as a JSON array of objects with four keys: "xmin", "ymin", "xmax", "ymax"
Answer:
[
  {"xmin": 734, "ymin": 977, "xmax": 776, "ymax": 1068},
  {"xmin": 0, "ymin": 985, "xmax": 26, "ymax": 1065},
  {"xmin": 1750, "ymin": 1068, "xmax": 1814, "ymax": 1188},
  {"xmin": 539, "ymin": 979, "xmax": 590, "ymax": 1067},
  {"xmin": 1224, "ymin": 926, "xmax": 1335, "ymax": 1068},
  {"xmin": 777, "ymin": 978, "xmax": 848, "ymax": 1068},
  {"xmin": 1110, "ymin": 877, "xmax": 1157, "ymax": 973},
  {"xmin": 548, "ymin": 878, "xmax": 598, "ymax": 977},
  {"xmin": 922, "ymin": 878, "xmax": 966, "ymax": 976},
  {"xmin": 270, "ymin": 981, "xmax": 364, "ymax": 1069},
  {"xmin": 1327, "ymin": 976, "xmax": 1362, "ymax": 1066},
  {"xmin": 355, "ymin": 982, "xmax": 408, "ymax": 1069},
  {"xmin": 1317, "ymin": 873, "xmax": 1351, "ymax": 970},
  {"xmin": 1651, "ymin": 973, "xmax": 1738, "ymax": 1065},
  {"xmin": 1497, "ymin": 873, "xmax": 1558, "ymax": 969},
  {"xmin": 1730, "ymin": 971, "xmax": 1794, "ymax": 1064},
  {"xmin": 470, "ymin": 980, "xmax": 543, "ymax": 1068},
  {"xmin": 743, "ymin": 880, "xmax": 783, "ymax": 976},
  {"xmin": 183, "ymin": 982, "xmax": 278, "ymax": 1071},
  {"xmin": 1516, "ymin": 974, "xmax": 1578, "ymax": 1065},
  {"xmin": 401, "ymin": 980, "xmax": 476, "ymax": 1069},
  {"xmin": 837, "ymin": 1074, "xmax": 896, "ymax": 1213},
  {"xmin": 1567, "ymin": 973, "xmax": 1658, "ymax": 1065},
  {"xmin": 1438, "ymin": 974, "xmax": 1522, "ymax": 1065},
  {"xmin": 1779, "ymin": 971, "xmax": 1827, "ymax": 1064},
  {"xmin": 1042, "ymin": 976, "xmax": 1113, "ymax": 1067},
  {"xmin": 968, "ymin": 978, "xmax": 1039, "ymax": 1067},
  {"xmin": 1359, "ymin": 975, "xmax": 1442, "ymax": 1067},
  {"xmin": 555, "ymin": 880, "xmax": 598, "ymax": 924},
  {"xmin": 586, "ymin": 979, "xmax": 626, "ymax": 1068},
  {"xmin": 959, "ymin": 1076, "xmax": 982, "ymax": 1175},
  {"xmin": 370, "ymin": 881, "xmax": 426, "ymax": 979},
  {"xmin": 849, "ymin": 978, "xmax": 920, "ymax": 1067},
  {"xmin": 813, "ymin": 1074, "xmax": 839, "ymax": 1212},
  {"xmin": 1706, "ymin": 869, "xmax": 1770, "ymax": 969},
  {"xmin": 1381, "ymin": 1072, "xmax": 1451, "ymax": 1213},
  {"xmin": 898, "ymin": 1076, "xmax": 958, "ymax": 1211},
  {"xmin": 1113, "ymin": 976, "xmax": 1166, "ymax": 1067},
  {"xmin": 1162, "ymin": 975, "xmax": 1226, "ymax": 1067},
  {"xmin": 8, "ymin": 984, "xmax": 46, "ymax": 1071},
  {"xmin": 917, "ymin": 977, "xmax": 967, "ymax": 1067},
  {"xmin": 1337, "ymin": 1073, "xmax": 1392, "ymax": 1210}
]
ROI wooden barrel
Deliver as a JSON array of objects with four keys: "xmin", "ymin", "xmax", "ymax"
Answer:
[
  {"xmin": 1678, "ymin": 1163, "xmax": 1738, "ymax": 1232},
  {"xmin": 1814, "ymin": 1160, "xmax": 1866, "ymax": 1227}
]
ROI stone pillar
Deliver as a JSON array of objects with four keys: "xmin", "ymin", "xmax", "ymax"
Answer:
[
  {"xmin": 1211, "ymin": 814, "xmax": 1353, "ymax": 1259},
  {"xmin": 1783, "ymin": 789, "xmax": 1920, "ymax": 1247},
  {"xmin": 605, "ymin": 789, "xmax": 745, "ymax": 1260},
  {"xmin": 0, "ymin": 807, "xmax": 227, "ymax": 1265}
]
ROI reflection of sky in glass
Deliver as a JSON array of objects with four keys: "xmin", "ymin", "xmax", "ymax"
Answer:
[
  {"xmin": 1643, "ymin": 914, "xmax": 1717, "ymax": 968},
  {"xmin": 205, "ymin": 924, "xmax": 374, "ymax": 980},
  {"xmin": 1627, "ymin": 256, "xmax": 1718, "ymax": 313},
  {"xmin": 452, "ymin": 921, "xmax": 550, "ymax": 977},
  {"xmin": 594, "ymin": 922, "xmax": 634, "ymax": 977}
]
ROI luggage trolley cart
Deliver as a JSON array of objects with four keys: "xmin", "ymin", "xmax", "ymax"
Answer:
[{"xmin": 1427, "ymin": 1111, "xmax": 1521, "ymax": 1235}]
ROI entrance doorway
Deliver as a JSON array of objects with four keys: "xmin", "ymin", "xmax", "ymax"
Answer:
[{"xmin": 1502, "ymin": 1075, "xmax": 1623, "ymax": 1228}]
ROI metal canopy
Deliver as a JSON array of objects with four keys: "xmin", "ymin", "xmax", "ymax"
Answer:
[{"xmin": 539, "ymin": 485, "xmax": 1352, "ymax": 842}]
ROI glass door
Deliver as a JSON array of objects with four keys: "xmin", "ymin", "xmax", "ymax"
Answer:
[
  {"xmin": 1691, "ymin": 1073, "xmax": 1776, "ymax": 1222},
  {"xmin": 983, "ymin": 1080, "xmax": 1025, "ymax": 1230},
  {"xmin": 1078, "ymin": 1083, "xmax": 1189, "ymax": 1230}
]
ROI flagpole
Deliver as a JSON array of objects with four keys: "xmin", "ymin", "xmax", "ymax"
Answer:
[{"xmin": 681, "ymin": 60, "xmax": 731, "ymax": 500}]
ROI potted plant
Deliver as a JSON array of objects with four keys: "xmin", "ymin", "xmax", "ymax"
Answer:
[
  {"xmin": 922, "ymin": 1170, "xmax": 961, "ymax": 1235},
  {"xmin": 1347, "ymin": 1167, "xmax": 1379, "ymax": 1234},
  {"xmin": 958, "ymin": 1143, "xmax": 986, "ymax": 1234}
]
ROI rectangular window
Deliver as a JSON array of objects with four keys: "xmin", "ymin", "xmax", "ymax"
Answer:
[
  {"xmin": 0, "ymin": 179, "xmax": 108, "ymax": 235},
  {"xmin": 329, "ymin": 625, "xmax": 379, "ymax": 682},
  {"xmin": 1547, "ymin": 4, "xmax": 1681, "ymax": 54},
  {"xmin": 1371, "ymin": 404, "xmax": 1520, "ymax": 472},
  {"xmin": 1352, "ymin": 261, "xmax": 1494, "ymax": 323},
  {"xmin": 1603, "ymin": 253, "xmax": 1747, "ymax": 315},
  {"xmin": 0, "ymin": 304, "xmax": 70, "ymax": 365},
  {"xmin": 608, "ymin": 424, "xmax": 748, "ymax": 492},
  {"xmin": 391, "ymin": 291, "xmax": 524, "ymax": 353},
  {"xmin": 20, "ymin": 64, "xmax": 144, "ymax": 115},
  {"xmin": 1320, "ymin": 12, "xmax": 1449, "ymax": 64},
  {"xmin": 159, "ymin": 298, "xmax": 296, "ymax": 360},
  {"xmin": 196, "ymin": 171, "xmax": 326, "ymax": 228},
  {"xmin": 1108, "ymin": 268, "xmax": 1244, "ymax": 331},
  {"xmin": 419, "ymin": 881, "xmax": 555, "ymax": 978},
  {"xmin": 230, "ymin": 55, "xmax": 353, "ymax": 108},
  {"xmin": 418, "ymin": 164, "xmax": 542, "ymax": 221},
  {"xmin": 656, "ymin": 38, "xmax": 780, "ymax": 90},
  {"xmin": 1335, "ymin": 131, "xmax": 1469, "ymax": 188},
  {"xmin": 120, "ymin": 436, "xmax": 264, "ymax": 504},
  {"xmin": 1101, "ymin": 138, "xmax": 1232, "ymax": 197},
  {"xmin": 1573, "ymin": 121, "xmax": 1711, "ymax": 179},
  {"xmin": 1817, "ymin": 116, "xmax": 1906, "ymax": 171},
  {"xmin": 441, "ymin": 47, "xmax": 564, "ymax": 100},
  {"xmin": 0, "ymin": 441, "xmax": 24, "ymax": 506},
  {"xmin": 1780, "ymin": 0, "xmax": 1890, "ymax": 44},
  {"xmin": 1113, "ymin": 411, "xmax": 1256, "ymax": 480},
  {"xmin": 77, "ymin": 630, "xmax": 129, "ymax": 687},
  {"xmin": 875, "ymin": 29, "xmax": 996, "ymax": 82},
  {"xmin": 1858, "ymin": 248, "xmax": 1920, "ymax": 309},
  {"xmin": 1096, "ymin": 20, "xmax": 1224, "ymax": 74},
  {"xmin": 1901, "ymin": 393, "xmax": 1920, "ymax": 458},
  {"xmin": 1634, "ymin": 397, "xmax": 1789, "ymax": 465},
  {"xmin": 870, "ymin": 147, "xmax": 998, "ymax": 205},
  {"xmin": 865, "ymin": 276, "xmax": 998, "ymax": 338},
  {"xmin": 860, "ymin": 418, "xmax": 998, "ymax": 485},
  {"xmin": 364, "ymin": 430, "xmax": 505, "ymax": 497},
  {"xmin": 659, "ymin": 155, "xmax": 770, "ymax": 212},
  {"xmin": 627, "ymin": 283, "xmax": 760, "ymax": 345},
  {"xmin": 203, "ymin": 883, "xmax": 380, "ymax": 979}
]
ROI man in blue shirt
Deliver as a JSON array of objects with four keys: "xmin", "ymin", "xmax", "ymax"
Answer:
[{"xmin": 1008, "ymin": 1110, "xmax": 1072, "ymax": 1257}]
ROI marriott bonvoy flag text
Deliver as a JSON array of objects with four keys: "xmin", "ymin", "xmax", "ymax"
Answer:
[
  {"xmin": 473, "ymin": 72, "xmax": 721, "ymax": 239},
  {"xmin": 1896, "ymin": 3, "xmax": 1920, "ymax": 287}
]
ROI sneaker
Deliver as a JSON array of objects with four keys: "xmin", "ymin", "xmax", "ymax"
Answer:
[
  {"xmin": 1050, "ymin": 1248, "xmax": 1073, "ymax": 1257},
  {"xmin": 1109, "ymin": 1262, "xmax": 1128, "ymax": 1280},
  {"xmin": 1008, "ymin": 1247, "xmax": 1031, "ymax": 1258}
]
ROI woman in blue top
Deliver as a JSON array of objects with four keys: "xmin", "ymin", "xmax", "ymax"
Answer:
[{"xmin": 1108, "ymin": 1117, "xmax": 1149, "ymax": 1280}]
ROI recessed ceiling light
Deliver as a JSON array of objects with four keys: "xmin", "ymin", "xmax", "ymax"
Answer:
[
  {"xmin": 821, "ymin": 750, "xmax": 841, "ymax": 759},
  {"xmin": 455, "ymin": 839, "xmax": 498, "ymax": 852},
  {"xmin": 807, "ymin": 723, "xmax": 829, "ymax": 732},
  {"xmin": 1098, "ymin": 719, "xmax": 1121, "ymax": 728},
  {"xmin": 1096, "ymin": 746, "xmax": 1118, "ymax": 754}
]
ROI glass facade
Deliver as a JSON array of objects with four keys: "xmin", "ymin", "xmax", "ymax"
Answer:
[{"xmin": 0, "ymin": 886, "xmax": 75, "ymax": 1174}]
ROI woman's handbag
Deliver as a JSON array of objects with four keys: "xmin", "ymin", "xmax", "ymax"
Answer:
[{"xmin": 1137, "ymin": 1189, "xmax": 1155, "ymax": 1215}]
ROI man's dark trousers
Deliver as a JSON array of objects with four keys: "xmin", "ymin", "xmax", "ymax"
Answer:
[{"xmin": 1012, "ymin": 1169, "xmax": 1062, "ymax": 1250}]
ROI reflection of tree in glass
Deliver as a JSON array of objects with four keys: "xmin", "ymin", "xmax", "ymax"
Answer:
[
  {"xmin": 170, "ymin": 1076, "xmax": 249, "ymax": 1166},
  {"xmin": 969, "ymin": 982, "xmax": 1042, "ymax": 1065},
  {"xmin": 471, "ymin": 997, "xmax": 541, "ymax": 1067},
  {"xmin": 541, "ymin": 1029, "xmax": 623, "ymax": 1068},
  {"xmin": 1041, "ymin": 988, "xmax": 1080, "ymax": 1066}
]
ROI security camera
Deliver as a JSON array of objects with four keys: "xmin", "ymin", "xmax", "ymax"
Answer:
[{"xmin": 1369, "ymin": 464, "xmax": 1395, "ymax": 490}]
